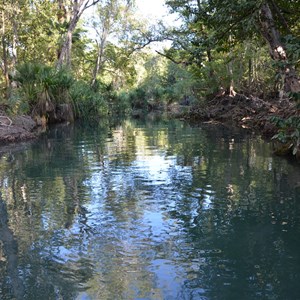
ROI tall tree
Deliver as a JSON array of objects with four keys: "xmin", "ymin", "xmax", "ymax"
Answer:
[
  {"xmin": 57, "ymin": 0, "xmax": 101, "ymax": 69},
  {"xmin": 0, "ymin": 1, "xmax": 21, "ymax": 96},
  {"xmin": 90, "ymin": 0, "xmax": 131, "ymax": 86}
]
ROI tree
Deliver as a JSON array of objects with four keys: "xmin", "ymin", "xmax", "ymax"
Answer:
[
  {"xmin": 0, "ymin": 1, "xmax": 22, "ymax": 97},
  {"xmin": 56, "ymin": 0, "xmax": 101, "ymax": 69},
  {"xmin": 164, "ymin": 0, "xmax": 300, "ymax": 96},
  {"xmin": 89, "ymin": 0, "xmax": 132, "ymax": 87},
  {"xmin": 1, "ymin": 1, "xmax": 62, "ymax": 97},
  {"xmin": 258, "ymin": 2, "xmax": 300, "ymax": 94}
]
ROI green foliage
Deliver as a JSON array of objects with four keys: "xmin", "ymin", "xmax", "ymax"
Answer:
[
  {"xmin": 283, "ymin": 35, "xmax": 300, "ymax": 67},
  {"xmin": 162, "ymin": 62, "xmax": 199, "ymax": 103},
  {"xmin": 69, "ymin": 80, "xmax": 108, "ymax": 119},
  {"xmin": 11, "ymin": 62, "xmax": 74, "ymax": 114},
  {"xmin": 271, "ymin": 116, "xmax": 300, "ymax": 156},
  {"xmin": 126, "ymin": 87, "xmax": 148, "ymax": 110},
  {"xmin": 125, "ymin": 53, "xmax": 200, "ymax": 112},
  {"xmin": 16, "ymin": 0, "xmax": 62, "ymax": 64},
  {"xmin": 7, "ymin": 92, "xmax": 30, "ymax": 115},
  {"xmin": 163, "ymin": 0, "xmax": 300, "ymax": 99},
  {"xmin": 115, "ymin": 91, "xmax": 133, "ymax": 114},
  {"xmin": 98, "ymin": 82, "xmax": 135, "ymax": 116},
  {"xmin": 10, "ymin": 63, "xmax": 109, "ymax": 120}
]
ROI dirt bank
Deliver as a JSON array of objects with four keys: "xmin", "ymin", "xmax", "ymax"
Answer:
[
  {"xmin": 0, "ymin": 115, "xmax": 37, "ymax": 144},
  {"xmin": 178, "ymin": 94, "xmax": 299, "ymax": 136}
]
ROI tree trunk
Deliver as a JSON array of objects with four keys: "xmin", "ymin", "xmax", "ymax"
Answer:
[
  {"xmin": 227, "ymin": 34, "xmax": 236, "ymax": 97},
  {"xmin": 57, "ymin": 15, "xmax": 79, "ymax": 68},
  {"xmin": 258, "ymin": 3, "xmax": 300, "ymax": 94},
  {"xmin": 11, "ymin": 8, "xmax": 18, "ymax": 68},
  {"xmin": 1, "ymin": 12, "xmax": 10, "ymax": 98},
  {"xmin": 248, "ymin": 58, "xmax": 252, "ymax": 91},
  {"xmin": 91, "ymin": 29, "xmax": 108, "ymax": 87},
  {"xmin": 57, "ymin": 0, "xmax": 80, "ymax": 69},
  {"xmin": 57, "ymin": 0, "xmax": 101, "ymax": 69},
  {"xmin": 91, "ymin": 42, "xmax": 102, "ymax": 87}
]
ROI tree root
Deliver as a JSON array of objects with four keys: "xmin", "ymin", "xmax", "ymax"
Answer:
[{"xmin": 0, "ymin": 116, "xmax": 12, "ymax": 127}]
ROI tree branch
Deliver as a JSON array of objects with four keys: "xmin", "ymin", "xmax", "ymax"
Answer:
[
  {"xmin": 155, "ymin": 50, "xmax": 183, "ymax": 65},
  {"xmin": 84, "ymin": 0, "xmax": 101, "ymax": 10},
  {"xmin": 212, "ymin": 4, "xmax": 260, "ymax": 45},
  {"xmin": 127, "ymin": 37, "xmax": 163, "ymax": 56},
  {"xmin": 268, "ymin": 0, "xmax": 291, "ymax": 33}
]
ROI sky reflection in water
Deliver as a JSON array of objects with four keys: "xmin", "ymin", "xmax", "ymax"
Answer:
[{"xmin": 0, "ymin": 119, "xmax": 299, "ymax": 300}]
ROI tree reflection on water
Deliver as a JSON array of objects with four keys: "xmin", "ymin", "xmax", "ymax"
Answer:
[{"xmin": 0, "ymin": 119, "xmax": 299, "ymax": 299}]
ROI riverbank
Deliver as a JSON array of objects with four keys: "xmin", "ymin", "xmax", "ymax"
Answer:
[
  {"xmin": 1, "ymin": 94, "xmax": 299, "ymax": 160},
  {"xmin": 178, "ymin": 94, "xmax": 296, "ymax": 134},
  {"xmin": 169, "ymin": 94, "xmax": 299, "ymax": 159},
  {"xmin": 0, "ymin": 114, "xmax": 37, "ymax": 143}
]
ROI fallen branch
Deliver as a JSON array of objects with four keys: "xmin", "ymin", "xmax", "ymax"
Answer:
[{"xmin": 0, "ymin": 115, "xmax": 13, "ymax": 127}]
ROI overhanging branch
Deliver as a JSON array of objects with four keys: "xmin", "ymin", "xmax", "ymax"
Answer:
[
  {"xmin": 155, "ymin": 50, "xmax": 184, "ymax": 65},
  {"xmin": 127, "ymin": 37, "xmax": 163, "ymax": 55}
]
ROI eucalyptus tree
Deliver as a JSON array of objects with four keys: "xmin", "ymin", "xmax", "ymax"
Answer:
[
  {"xmin": 89, "ymin": 0, "xmax": 133, "ymax": 87},
  {"xmin": 56, "ymin": 0, "xmax": 101, "ymax": 69},
  {"xmin": 258, "ymin": 2, "xmax": 300, "ymax": 94},
  {"xmin": 0, "ymin": 0, "xmax": 23, "ymax": 94}
]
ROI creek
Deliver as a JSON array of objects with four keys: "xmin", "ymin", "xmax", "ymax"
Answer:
[{"xmin": 0, "ymin": 118, "xmax": 299, "ymax": 299}]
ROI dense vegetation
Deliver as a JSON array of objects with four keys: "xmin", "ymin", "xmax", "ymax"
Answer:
[{"xmin": 0, "ymin": 0, "xmax": 299, "ymax": 155}]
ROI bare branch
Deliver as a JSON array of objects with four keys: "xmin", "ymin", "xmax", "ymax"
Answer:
[
  {"xmin": 155, "ymin": 50, "xmax": 183, "ymax": 64},
  {"xmin": 129, "ymin": 40, "xmax": 153, "ymax": 54},
  {"xmin": 84, "ymin": 0, "xmax": 101, "ymax": 10},
  {"xmin": 127, "ymin": 36, "xmax": 163, "ymax": 56}
]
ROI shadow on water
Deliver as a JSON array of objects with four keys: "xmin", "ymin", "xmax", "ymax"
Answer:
[{"xmin": 0, "ymin": 117, "xmax": 299, "ymax": 299}]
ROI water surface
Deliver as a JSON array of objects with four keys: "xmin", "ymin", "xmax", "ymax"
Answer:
[{"xmin": 0, "ymin": 119, "xmax": 299, "ymax": 299}]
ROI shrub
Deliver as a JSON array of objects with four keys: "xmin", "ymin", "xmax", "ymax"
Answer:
[
  {"xmin": 271, "ymin": 116, "xmax": 300, "ymax": 157},
  {"xmin": 11, "ymin": 62, "xmax": 74, "ymax": 116},
  {"xmin": 70, "ymin": 80, "xmax": 108, "ymax": 119}
]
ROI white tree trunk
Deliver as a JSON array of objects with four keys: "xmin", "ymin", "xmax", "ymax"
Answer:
[
  {"xmin": 57, "ymin": 0, "xmax": 101, "ymax": 69},
  {"xmin": 91, "ymin": 28, "xmax": 108, "ymax": 86}
]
